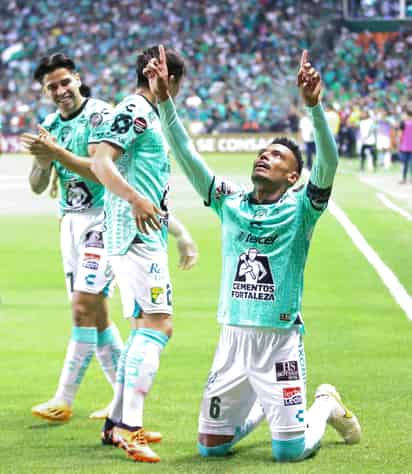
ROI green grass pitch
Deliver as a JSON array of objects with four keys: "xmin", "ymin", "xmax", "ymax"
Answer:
[{"xmin": 1, "ymin": 154, "xmax": 411, "ymax": 473}]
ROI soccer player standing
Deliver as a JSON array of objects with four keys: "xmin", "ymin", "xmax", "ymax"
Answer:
[
  {"xmin": 90, "ymin": 46, "xmax": 186, "ymax": 463},
  {"xmin": 24, "ymin": 54, "xmax": 122, "ymax": 421},
  {"xmin": 144, "ymin": 47, "xmax": 361, "ymax": 462}
]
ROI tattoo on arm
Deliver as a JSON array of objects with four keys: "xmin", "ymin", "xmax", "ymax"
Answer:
[{"xmin": 29, "ymin": 160, "xmax": 52, "ymax": 194}]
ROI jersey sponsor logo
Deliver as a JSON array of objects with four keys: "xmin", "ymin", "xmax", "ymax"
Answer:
[
  {"xmin": 85, "ymin": 231, "xmax": 104, "ymax": 249},
  {"xmin": 231, "ymin": 248, "xmax": 275, "ymax": 301},
  {"xmin": 236, "ymin": 231, "xmax": 278, "ymax": 245},
  {"xmin": 85, "ymin": 274, "xmax": 96, "ymax": 286},
  {"xmin": 133, "ymin": 117, "xmax": 147, "ymax": 134},
  {"xmin": 295, "ymin": 409, "xmax": 305, "ymax": 423},
  {"xmin": 111, "ymin": 113, "xmax": 133, "ymax": 134},
  {"xmin": 275, "ymin": 360, "xmax": 299, "ymax": 381},
  {"xmin": 283, "ymin": 387, "xmax": 303, "ymax": 406},
  {"xmin": 82, "ymin": 252, "xmax": 100, "ymax": 270},
  {"xmin": 66, "ymin": 181, "xmax": 93, "ymax": 209},
  {"xmin": 150, "ymin": 286, "xmax": 164, "ymax": 304},
  {"xmin": 280, "ymin": 313, "xmax": 291, "ymax": 321},
  {"xmin": 89, "ymin": 112, "xmax": 103, "ymax": 128},
  {"xmin": 83, "ymin": 260, "xmax": 99, "ymax": 270}
]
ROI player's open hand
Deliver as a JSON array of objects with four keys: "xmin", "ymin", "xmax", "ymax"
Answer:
[
  {"xmin": 143, "ymin": 44, "xmax": 170, "ymax": 102},
  {"xmin": 297, "ymin": 50, "xmax": 321, "ymax": 107},
  {"xmin": 21, "ymin": 125, "xmax": 57, "ymax": 168},
  {"xmin": 176, "ymin": 235, "xmax": 198, "ymax": 271},
  {"xmin": 131, "ymin": 193, "xmax": 165, "ymax": 235}
]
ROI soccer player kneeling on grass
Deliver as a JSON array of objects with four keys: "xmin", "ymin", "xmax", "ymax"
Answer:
[{"xmin": 142, "ymin": 47, "xmax": 361, "ymax": 462}]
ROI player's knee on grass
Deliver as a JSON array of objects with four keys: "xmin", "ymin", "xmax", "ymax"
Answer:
[
  {"xmin": 198, "ymin": 433, "xmax": 234, "ymax": 457},
  {"xmin": 271, "ymin": 436, "xmax": 305, "ymax": 462}
]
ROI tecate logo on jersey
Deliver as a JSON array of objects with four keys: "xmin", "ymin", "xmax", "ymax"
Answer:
[{"xmin": 236, "ymin": 231, "xmax": 278, "ymax": 245}]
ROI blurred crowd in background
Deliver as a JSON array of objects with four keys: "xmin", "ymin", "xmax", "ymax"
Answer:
[{"xmin": 1, "ymin": 0, "xmax": 412, "ymax": 168}]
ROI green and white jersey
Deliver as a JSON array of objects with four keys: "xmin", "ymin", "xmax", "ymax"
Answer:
[
  {"xmin": 42, "ymin": 99, "xmax": 110, "ymax": 215},
  {"xmin": 204, "ymin": 182, "xmax": 324, "ymax": 329},
  {"xmin": 95, "ymin": 94, "xmax": 170, "ymax": 256},
  {"xmin": 159, "ymin": 98, "xmax": 338, "ymax": 330}
]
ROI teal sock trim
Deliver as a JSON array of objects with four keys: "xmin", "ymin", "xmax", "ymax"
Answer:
[
  {"xmin": 72, "ymin": 326, "xmax": 97, "ymax": 344},
  {"xmin": 137, "ymin": 328, "xmax": 169, "ymax": 348},
  {"xmin": 271, "ymin": 436, "xmax": 305, "ymax": 462},
  {"xmin": 97, "ymin": 326, "xmax": 115, "ymax": 346},
  {"xmin": 198, "ymin": 441, "xmax": 232, "ymax": 457}
]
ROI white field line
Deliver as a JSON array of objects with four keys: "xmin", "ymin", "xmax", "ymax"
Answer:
[
  {"xmin": 377, "ymin": 193, "xmax": 412, "ymax": 222},
  {"xmin": 328, "ymin": 199, "xmax": 412, "ymax": 321}
]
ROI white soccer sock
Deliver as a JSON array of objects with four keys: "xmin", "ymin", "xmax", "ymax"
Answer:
[
  {"xmin": 96, "ymin": 324, "xmax": 123, "ymax": 387},
  {"xmin": 109, "ymin": 330, "xmax": 136, "ymax": 424},
  {"xmin": 122, "ymin": 328, "xmax": 168, "ymax": 428},
  {"xmin": 301, "ymin": 395, "xmax": 335, "ymax": 457},
  {"xmin": 232, "ymin": 400, "xmax": 266, "ymax": 444},
  {"xmin": 55, "ymin": 327, "xmax": 97, "ymax": 405}
]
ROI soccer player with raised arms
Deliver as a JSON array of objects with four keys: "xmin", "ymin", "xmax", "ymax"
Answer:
[
  {"xmin": 88, "ymin": 46, "xmax": 186, "ymax": 463},
  {"xmin": 143, "ymin": 46, "xmax": 362, "ymax": 462}
]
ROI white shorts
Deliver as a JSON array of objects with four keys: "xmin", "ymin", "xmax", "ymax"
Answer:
[
  {"xmin": 110, "ymin": 243, "xmax": 172, "ymax": 319},
  {"xmin": 198, "ymin": 325, "xmax": 307, "ymax": 437},
  {"xmin": 60, "ymin": 209, "xmax": 114, "ymax": 299}
]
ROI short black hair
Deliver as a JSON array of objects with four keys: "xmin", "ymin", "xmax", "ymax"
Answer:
[
  {"xmin": 270, "ymin": 137, "xmax": 304, "ymax": 175},
  {"xmin": 136, "ymin": 46, "xmax": 185, "ymax": 88},
  {"xmin": 34, "ymin": 53, "xmax": 76, "ymax": 83}
]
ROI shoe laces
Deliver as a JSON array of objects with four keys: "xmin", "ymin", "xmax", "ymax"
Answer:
[{"xmin": 131, "ymin": 428, "xmax": 148, "ymax": 446}]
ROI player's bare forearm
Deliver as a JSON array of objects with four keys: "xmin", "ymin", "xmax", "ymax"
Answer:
[
  {"xmin": 52, "ymin": 146, "xmax": 100, "ymax": 183},
  {"xmin": 29, "ymin": 160, "xmax": 51, "ymax": 194},
  {"xmin": 91, "ymin": 151, "xmax": 135, "ymax": 202}
]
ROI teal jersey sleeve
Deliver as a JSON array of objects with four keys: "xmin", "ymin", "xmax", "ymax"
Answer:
[
  {"xmin": 304, "ymin": 103, "xmax": 339, "ymax": 208},
  {"xmin": 158, "ymin": 98, "xmax": 214, "ymax": 202}
]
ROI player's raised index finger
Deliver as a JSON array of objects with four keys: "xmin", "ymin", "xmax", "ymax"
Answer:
[
  {"xmin": 300, "ymin": 50, "xmax": 308, "ymax": 68},
  {"xmin": 159, "ymin": 44, "xmax": 166, "ymax": 65}
]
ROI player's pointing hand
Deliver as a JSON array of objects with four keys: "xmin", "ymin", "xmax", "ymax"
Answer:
[
  {"xmin": 143, "ymin": 44, "xmax": 171, "ymax": 102},
  {"xmin": 297, "ymin": 50, "xmax": 321, "ymax": 107}
]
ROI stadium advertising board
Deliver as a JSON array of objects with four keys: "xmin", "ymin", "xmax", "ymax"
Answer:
[{"xmin": 193, "ymin": 133, "xmax": 299, "ymax": 153}]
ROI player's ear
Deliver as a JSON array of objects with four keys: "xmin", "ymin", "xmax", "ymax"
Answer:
[
  {"xmin": 287, "ymin": 171, "xmax": 299, "ymax": 186},
  {"xmin": 73, "ymin": 72, "xmax": 81, "ymax": 87}
]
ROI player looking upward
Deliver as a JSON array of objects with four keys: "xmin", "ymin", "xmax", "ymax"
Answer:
[
  {"xmin": 23, "ymin": 53, "xmax": 122, "ymax": 422},
  {"xmin": 143, "ymin": 46, "xmax": 361, "ymax": 462},
  {"xmin": 87, "ymin": 46, "xmax": 186, "ymax": 464}
]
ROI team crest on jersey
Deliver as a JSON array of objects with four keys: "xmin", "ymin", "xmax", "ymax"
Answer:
[
  {"xmin": 60, "ymin": 126, "xmax": 72, "ymax": 145},
  {"xmin": 85, "ymin": 231, "xmax": 104, "ymax": 249},
  {"xmin": 111, "ymin": 113, "xmax": 133, "ymax": 134},
  {"xmin": 89, "ymin": 112, "xmax": 103, "ymax": 128},
  {"xmin": 66, "ymin": 181, "xmax": 93, "ymax": 209},
  {"xmin": 231, "ymin": 248, "xmax": 275, "ymax": 302},
  {"xmin": 133, "ymin": 117, "xmax": 147, "ymax": 134},
  {"xmin": 150, "ymin": 287, "xmax": 164, "ymax": 304}
]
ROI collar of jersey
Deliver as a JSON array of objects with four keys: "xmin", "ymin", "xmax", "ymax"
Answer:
[
  {"xmin": 247, "ymin": 191, "xmax": 287, "ymax": 205},
  {"xmin": 136, "ymin": 94, "xmax": 159, "ymax": 117},
  {"xmin": 59, "ymin": 98, "xmax": 89, "ymax": 122}
]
